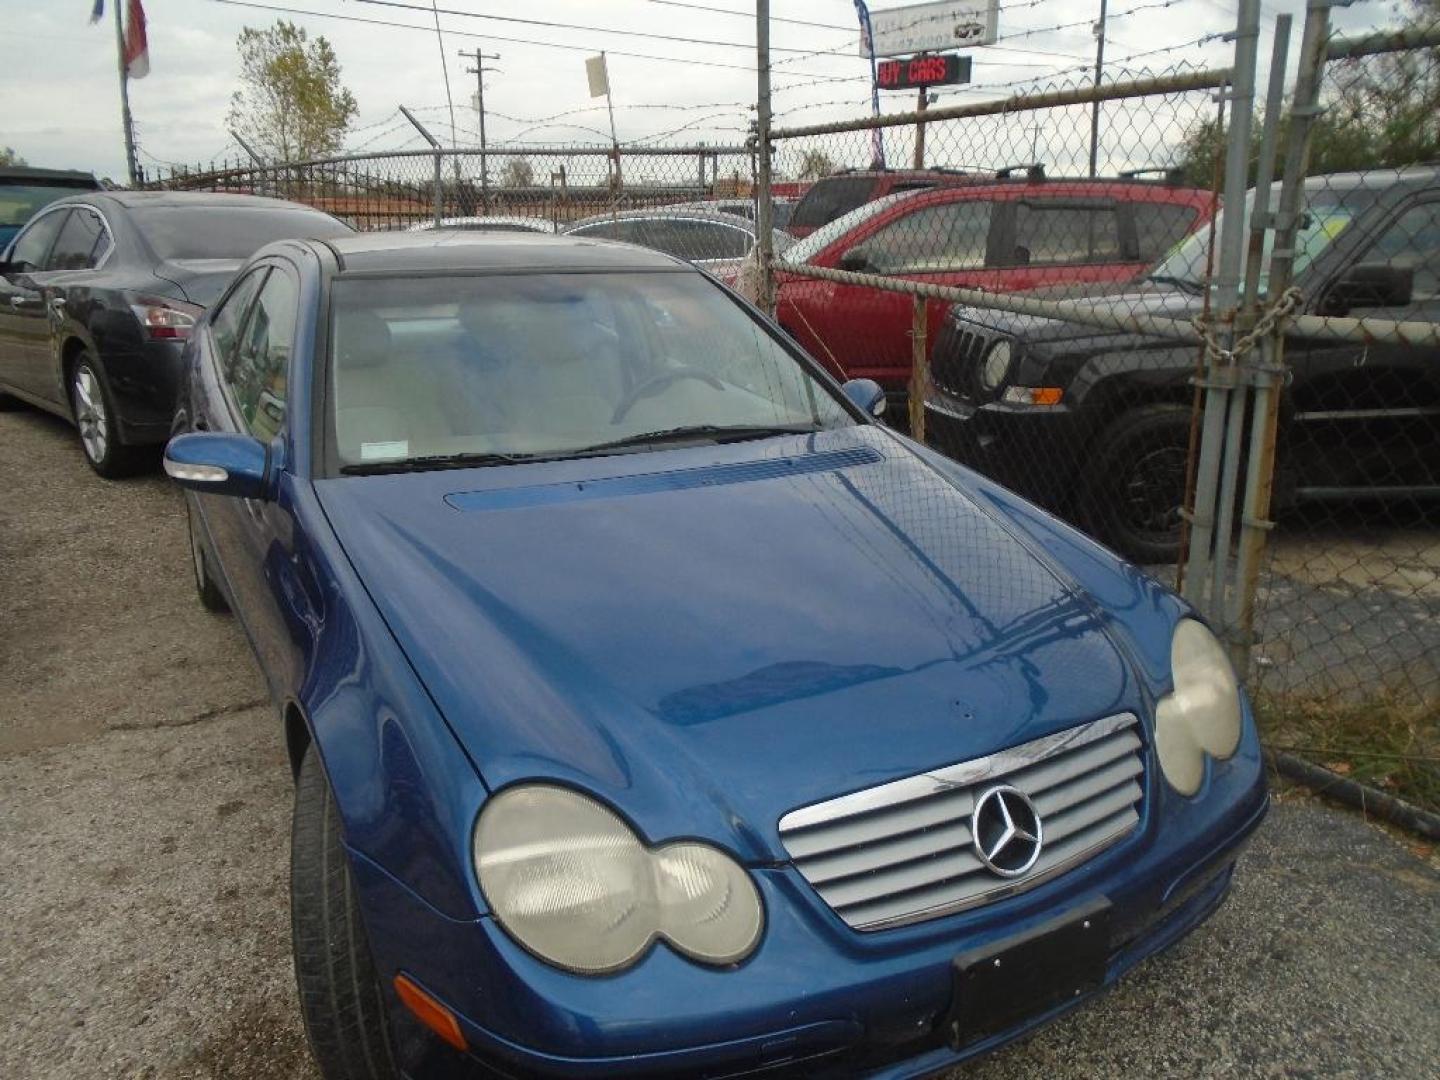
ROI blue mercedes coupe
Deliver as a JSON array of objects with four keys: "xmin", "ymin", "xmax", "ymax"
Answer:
[{"xmin": 163, "ymin": 231, "xmax": 1267, "ymax": 1080}]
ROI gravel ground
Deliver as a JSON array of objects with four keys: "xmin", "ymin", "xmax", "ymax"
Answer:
[{"xmin": 1, "ymin": 403, "xmax": 1437, "ymax": 1079}]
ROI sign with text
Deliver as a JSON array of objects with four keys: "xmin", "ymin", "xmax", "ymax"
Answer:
[
  {"xmin": 877, "ymin": 53, "xmax": 972, "ymax": 90},
  {"xmin": 860, "ymin": 1, "xmax": 999, "ymax": 58}
]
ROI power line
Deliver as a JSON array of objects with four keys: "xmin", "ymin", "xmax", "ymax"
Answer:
[
  {"xmin": 350, "ymin": 0, "xmax": 830, "ymax": 56},
  {"xmin": 205, "ymin": 0, "xmax": 856, "ymax": 83}
]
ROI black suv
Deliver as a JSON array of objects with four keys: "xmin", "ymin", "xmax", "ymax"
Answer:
[{"xmin": 923, "ymin": 168, "xmax": 1440, "ymax": 563}]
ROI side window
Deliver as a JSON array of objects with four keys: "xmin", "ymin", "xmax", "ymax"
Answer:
[
  {"xmin": 46, "ymin": 208, "xmax": 109, "ymax": 271},
  {"xmin": 1008, "ymin": 202, "xmax": 1122, "ymax": 266},
  {"xmin": 7, "ymin": 209, "xmax": 69, "ymax": 273},
  {"xmin": 631, "ymin": 220, "xmax": 752, "ymax": 261},
  {"xmin": 210, "ymin": 269, "xmax": 268, "ymax": 378},
  {"xmin": 228, "ymin": 269, "xmax": 298, "ymax": 440},
  {"xmin": 571, "ymin": 221, "xmax": 631, "ymax": 243},
  {"xmin": 1132, "ymin": 202, "xmax": 1200, "ymax": 263},
  {"xmin": 860, "ymin": 201, "xmax": 993, "ymax": 274},
  {"xmin": 1353, "ymin": 201, "xmax": 1440, "ymax": 301},
  {"xmin": 790, "ymin": 177, "xmax": 875, "ymax": 229}
]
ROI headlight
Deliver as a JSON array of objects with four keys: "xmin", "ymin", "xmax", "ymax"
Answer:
[
  {"xmin": 980, "ymin": 339, "xmax": 1013, "ymax": 390},
  {"xmin": 474, "ymin": 785, "xmax": 763, "ymax": 974},
  {"xmin": 1154, "ymin": 620, "xmax": 1243, "ymax": 795}
]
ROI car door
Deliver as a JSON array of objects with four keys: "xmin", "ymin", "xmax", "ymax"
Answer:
[
  {"xmin": 797, "ymin": 198, "xmax": 997, "ymax": 387},
  {"xmin": 1287, "ymin": 196, "xmax": 1440, "ymax": 498},
  {"xmin": 0, "ymin": 206, "xmax": 69, "ymax": 396},
  {"xmin": 987, "ymin": 198, "xmax": 1134, "ymax": 292},
  {"xmin": 12, "ymin": 205, "xmax": 113, "ymax": 404},
  {"xmin": 201, "ymin": 261, "xmax": 306, "ymax": 694}
]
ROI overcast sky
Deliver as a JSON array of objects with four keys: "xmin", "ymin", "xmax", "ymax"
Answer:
[{"xmin": 0, "ymin": 0, "xmax": 1394, "ymax": 181}]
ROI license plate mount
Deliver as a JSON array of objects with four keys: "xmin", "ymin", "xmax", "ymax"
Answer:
[{"xmin": 947, "ymin": 897, "xmax": 1111, "ymax": 1048}]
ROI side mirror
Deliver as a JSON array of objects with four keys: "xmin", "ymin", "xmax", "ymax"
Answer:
[
  {"xmin": 839, "ymin": 246, "xmax": 874, "ymax": 273},
  {"xmin": 1323, "ymin": 263, "xmax": 1413, "ymax": 314},
  {"xmin": 163, "ymin": 431, "xmax": 272, "ymax": 500},
  {"xmin": 842, "ymin": 378, "xmax": 887, "ymax": 418}
]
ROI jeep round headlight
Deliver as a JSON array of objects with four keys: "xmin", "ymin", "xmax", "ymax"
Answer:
[
  {"xmin": 474, "ymin": 785, "xmax": 763, "ymax": 974},
  {"xmin": 981, "ymin": 339, "xmax": 1013, "ymax": 390},
  {"xmin": 1154, "ymin": 620, "xmax": 1243, "ymax": 796}
]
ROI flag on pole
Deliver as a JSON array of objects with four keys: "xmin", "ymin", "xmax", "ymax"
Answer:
[
  {"xmin": 123, "ymin": 0, "xmax": 149, "ymax": 79},
  {"xmin": 89, "ymin": 1, "xmax": 105, "ymax": 24},
  {"xmin": 852, "ymin": 1, "xmax": 886, "ymax": 168}
]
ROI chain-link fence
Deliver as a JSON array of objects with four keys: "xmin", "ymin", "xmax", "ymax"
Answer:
[
  {"xmin": 145, "ymin": 144, "xmax": 759, "ymax": 232},
  {"xmin": 1237, "ymin": 12, "xmax": 1440, "ymax": 806},
  {"xmin": 763, "ymin": 64, "xmax": 1231, "ymax": 572}
]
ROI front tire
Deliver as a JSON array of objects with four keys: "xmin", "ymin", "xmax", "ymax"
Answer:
[
  {"xmin": 184, "ymin": 496, "xmax": 229, "ymax": 613},
  {"xmin": 1079, "ymin": 403, "xmax": 1193, "ymax": 565},
  {"xmin": 70, "ymin": 355, "xmax": 142, "ymax": 478},
  {"xmin": 291, "ymin": 748, "xmax": 401, "ymax": 1080}
]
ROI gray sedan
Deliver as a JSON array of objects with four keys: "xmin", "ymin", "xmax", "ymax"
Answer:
[{"xmin": 560, "ymin": 208, "xmax": 791, "ymax": 276}]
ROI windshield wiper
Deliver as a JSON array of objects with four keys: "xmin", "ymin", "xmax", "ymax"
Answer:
[
  {"xmin": 1149, "ymin": 274, "xmax": 1205, "ymax": 294},
  {"xmin": 340, "ymin": 450, "xmax": 540, "ymax": 475},
  {"xmin": 569, "ymin": 423, "xmax": 824, "ymax": 456}
]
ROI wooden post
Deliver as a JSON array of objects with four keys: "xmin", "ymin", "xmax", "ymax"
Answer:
[
  {"xmin": 913, "ymin": 87, "xmax": 928, "ymax": 169},
  {"xmin": 909, "ymin": 297, "xmax": 928, "ymax": 439}
]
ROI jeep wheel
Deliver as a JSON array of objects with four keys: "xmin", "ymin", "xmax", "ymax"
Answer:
[{"xmin": 1080, "ymin": 403, "xmax": 1193, "ymax": 565}]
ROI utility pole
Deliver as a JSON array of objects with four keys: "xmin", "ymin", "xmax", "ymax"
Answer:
[
  {"xmin": 913, "ymin": 87, "xmax": 928, "ymax": 169},
  {"xmin": 112, "ymin": 1, "xmax": 139, "ymax": 185},
  {"xmin": 755, "ymin": 1, "xmax": 776, "ymax": 315},
  {"xmin": 459, "ymin": 47, "xmax": 500, "ymax": 212},
  {"xmin": 1089, "ymin": 0, "xmax": 1108, "ymax": 177}
]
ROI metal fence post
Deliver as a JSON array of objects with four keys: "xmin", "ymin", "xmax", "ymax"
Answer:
[
  {"xmin": 754, "ymin": 0, "xmax": 777, "ymax": 316},
  {"xmin": 1182, "ymin": 0, "xmax": 1261, "ymax": 620},
  {"xmin": 909, "ymin": 298, "xmax": 928, "ymax": 438},
  {"xmin": 399, "ymin": 105, "xmax": 444, "ymax": 227},
  {"xmin": 1232, "ymin": 0, "xmax": 1335, "ymax": 670}
]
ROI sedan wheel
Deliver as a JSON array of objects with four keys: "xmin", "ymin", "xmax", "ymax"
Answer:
[
  {"xmin": 70, "ymin": 357, "xmax": 141, "ymax": 478},
  {"xmin": 185, "ymin": 496, "xmax": 229, "ymax": 613}
]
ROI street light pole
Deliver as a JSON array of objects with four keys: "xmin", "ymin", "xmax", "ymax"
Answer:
[{"xmin": 1089, "ymin": 0, "xmax": 1108, "ymax": 177}]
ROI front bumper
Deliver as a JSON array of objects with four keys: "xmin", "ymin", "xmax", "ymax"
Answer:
[
  {"xmin": 923, "ymin": 394, "xmax": 1091, "ymax": 510},
  {"xmin": 355, "ymin": 735, "xmax": 1269, "ymax": 1080}
]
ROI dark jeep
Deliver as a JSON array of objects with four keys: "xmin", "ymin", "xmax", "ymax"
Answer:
[{"xmin": 923, "ymin": 168, "xmax": 1440, "ymax": 563}]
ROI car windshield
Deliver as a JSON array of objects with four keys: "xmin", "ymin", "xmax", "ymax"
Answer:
[
  {"xmin": 327, "ymin": 271, "xmax": 853, "ymax": 470},
  {"xmin": 778, "ymin": 192, "xmax": 912, "ymax": 266},
  {"xmin": 132, "ymin": 206, "xmax": 352, "ymax": 259},
  {"xmin": 0, "ymin": 183, "xmax": 94, "ymax": 227},
  {"xmin": 1149, "ymin": 183, "xmax": 1375, "ymax": 293}
]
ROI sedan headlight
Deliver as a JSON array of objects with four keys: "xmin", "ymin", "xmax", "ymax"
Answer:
[
  {"xmin": 980, "ymin": 339, "xmax": 1013, "ymax": 390},
  {"xmin": 1154, "ymin": 620, "xmax": 1243, "ymax": 795},
  {"xmin": 474, "ymin": 785, "xmax": 763, "ymax": 974}
]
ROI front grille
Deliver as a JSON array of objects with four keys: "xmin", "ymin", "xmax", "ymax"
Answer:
[
  {"xmin": 778, "ymin": 714, "xmax": 1144, "ymax": 931},
  {"xmin": 930, "ymin": 322, "xmax": 989, "ymax": 401}
]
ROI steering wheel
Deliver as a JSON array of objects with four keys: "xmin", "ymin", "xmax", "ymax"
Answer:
[{"xmin": 611, "ymin": 366, "xmax": 726, "ymax": 423}]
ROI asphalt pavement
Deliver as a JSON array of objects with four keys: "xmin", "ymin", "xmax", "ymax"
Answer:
[{"xmin": 1, "ymin": 403, "xmax": 1436, "ymax": 1079}]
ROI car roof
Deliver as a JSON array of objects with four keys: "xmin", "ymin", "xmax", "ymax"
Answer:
[
  {"xmin": 88, "ymin": 190, "xmax": 332, "ymax": 212},
  {"xmin": 1300, "ymin": 165, "xmax": 1440, "ymax": 191},
  {"xmin": 320, "ymin": 230, "xmax": 690, "ymax": 273},
  {"xmin": 563, "ymin": 208, "xmax": 759, "ymax": 231},
  {"xmin": 0, "ymin": 166, "xmax": 100, "ymax": 184}
]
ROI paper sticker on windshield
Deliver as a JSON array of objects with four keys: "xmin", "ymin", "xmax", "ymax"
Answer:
[{"xmin": 360, "ymin": 440, "xmax": 408, "ymax": 461}]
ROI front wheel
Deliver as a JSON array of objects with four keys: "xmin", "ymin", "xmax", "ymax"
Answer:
[
  {"xmin": 184, "ymin": 496, "xmax": 229, "ymax": 613},
  {"xmin": 1079, "ymin": 403, "xmax": 1193, "ymax": 565},
  {"xmin": 291, "ymin": 748, "xmax": 401, "ymax": 1080},
  {"xmin": 70, "ymin": 355, "xmax": 142, "ymax": 478}
]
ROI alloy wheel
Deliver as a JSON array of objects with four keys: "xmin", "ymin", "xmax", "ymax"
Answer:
[
  {"xmin": 73, "ymin": 365, "xmax": 108, "ymax": 464},
  {"xmin": 1118, "ymin": 444, "xmax": 1188, "ymax": 541}
]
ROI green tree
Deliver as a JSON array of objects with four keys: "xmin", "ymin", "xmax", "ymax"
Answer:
[
  {"xmin": 0, "ymin": 146, "xmax": 26, "ymax": 167},
  {"xmin": 1175, "ymin": 1, "xmax": 1439, "ymax": 184},
  {"xmin": 797, "ymin": 150, "xmax": 836, "ymax": 180},
  {"xmin": 227, "ymin": 20, "xmax": 358, "ymax": 163},
  {"xmin": 500, "ymin": 158, "xmax": 534, "ymax": 187}
]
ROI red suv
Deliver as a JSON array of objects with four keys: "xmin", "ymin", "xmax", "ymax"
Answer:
[
  {"xmin": 785, "ymin": 168, "xmax": 983, "ymax": 238},
  {"xmin": 774, "ymin": 176, "xmax": 1215, "ymax": 402}
]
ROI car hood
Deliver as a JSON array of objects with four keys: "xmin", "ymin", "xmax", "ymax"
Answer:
[
  {"xmin": 153, "ymin": 258, "xmax": 244, "ymax": 306},
  {"xmin": 955, "ymin": 283, "xmax": 1203, "ymax": 350},
  {"xmin": 315, "ymin": 425, "xmax": 1142, "ymax": 860}
]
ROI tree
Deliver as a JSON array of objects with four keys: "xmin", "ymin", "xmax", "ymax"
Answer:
[
  {"xmin": 500, "ymin": 159, "xmax": 534, "ymax": 188},
  {"xmin": 227, "ymin": 20, "xmax": 358, "ymax": 163},
  {"xmin": 1174, "ymin": 1, "xmax": 1440, "ymax": 185},
  {"xmin": 0, "ymin": 147, "xmax": 26, "ymax": 167},
  {"xmin": 798, "ymin": 150, "xmax": 837, "ymax": 181}
]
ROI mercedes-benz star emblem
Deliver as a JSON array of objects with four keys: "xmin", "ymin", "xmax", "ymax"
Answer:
[{"xmin": 971, "ymin": 784, "xmax": 1044, "ymax": 878}]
